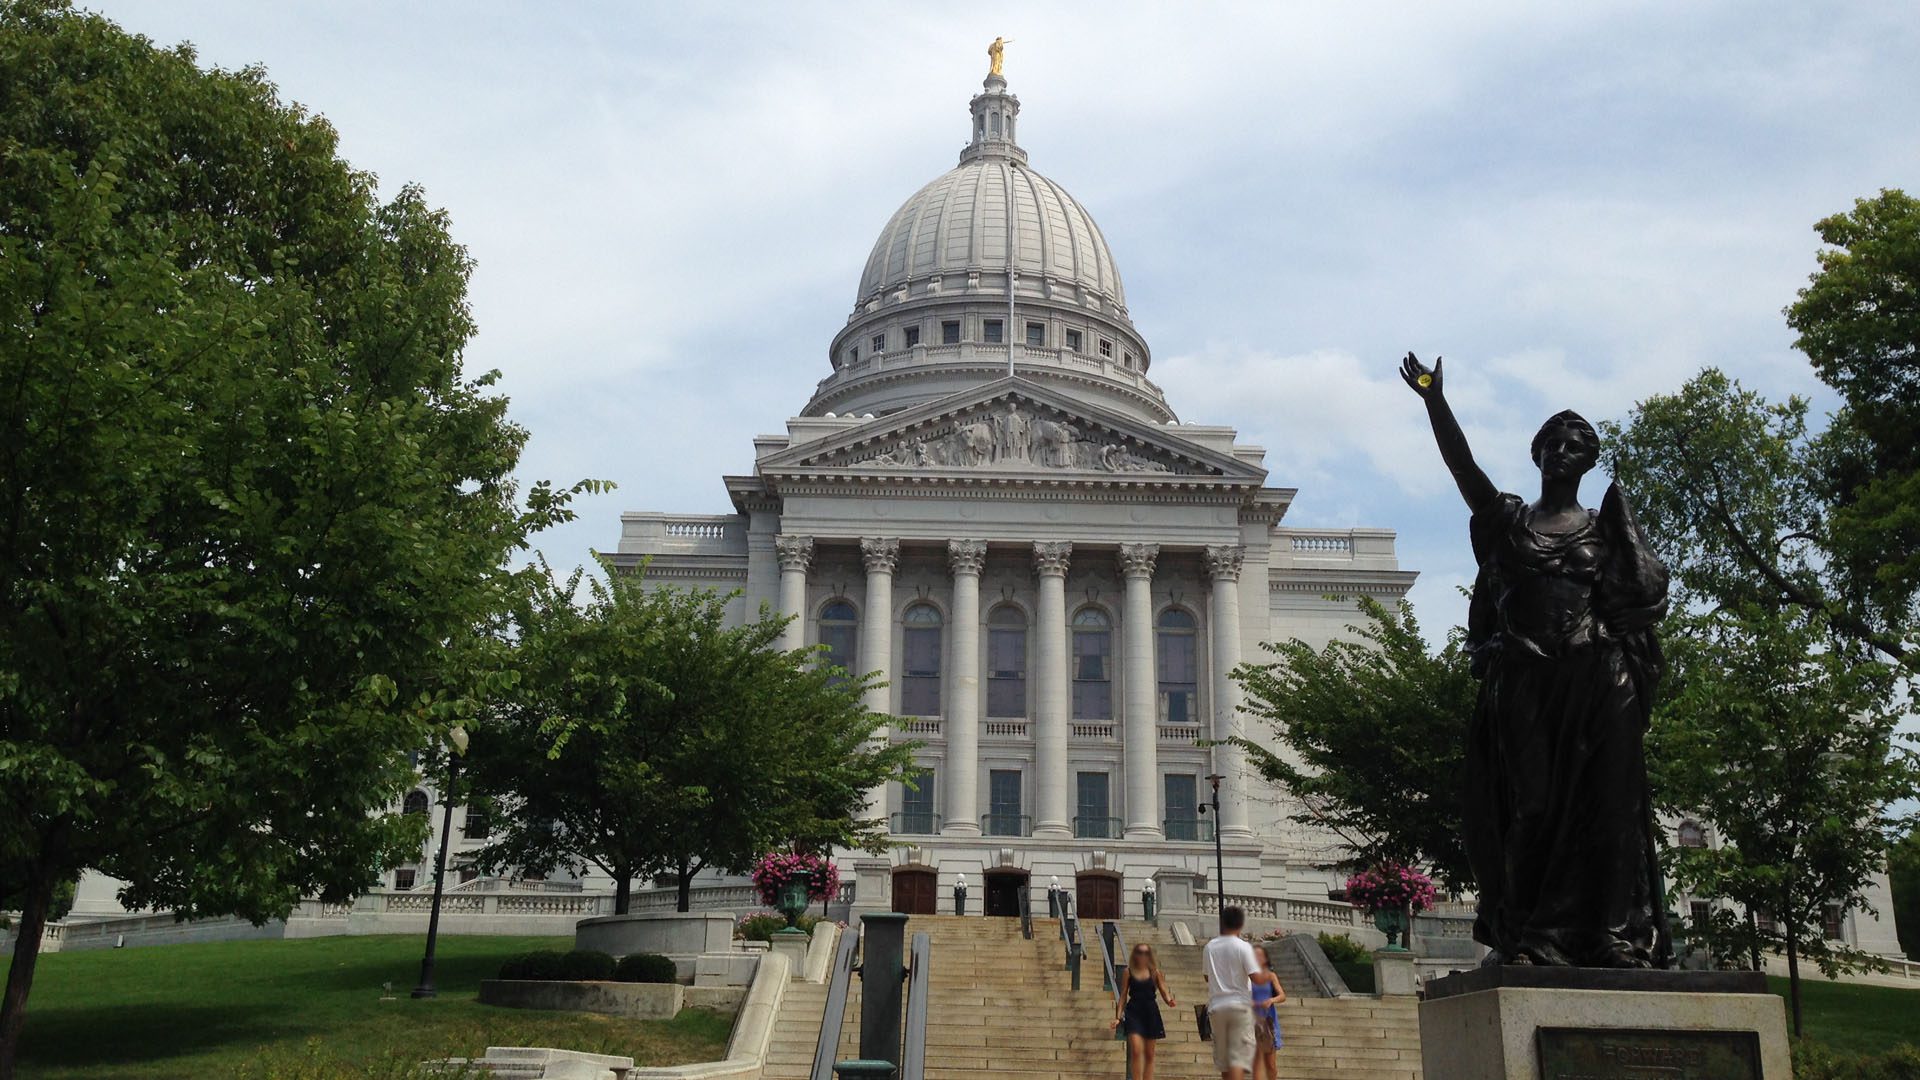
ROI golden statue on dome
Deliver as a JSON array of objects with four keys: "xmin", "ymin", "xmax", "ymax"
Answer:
[{"xmin": 988, "ymin": 36, "xmax": 1013, "ymax": 78}]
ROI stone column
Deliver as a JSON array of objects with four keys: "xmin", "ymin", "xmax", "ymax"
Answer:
[
  {"xmin": 944, "ymin": 540, "xmax": 986, "ymax": 836},
  {"xmin": 1031, "ymin": 541, "xmax": 1073, "ymax": 839},
  {"xmin": 859, "ymin": 538, "xmax": 899, "ymax": 822},
  {"xmin": 1207, "ymin": 544, "xmax": 1253, "ymax": 840},
  {"xmin": 1119, "ymin": 543, "xmax": 1161, "ymax": 841},
  {"xmin": 774, "ymin": 535, "xmax": 814, "ymax": 653}
]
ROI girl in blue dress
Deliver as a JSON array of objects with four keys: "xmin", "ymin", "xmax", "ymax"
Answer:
[
  {"xmin": 1251, "ymin": 943, "xmax": 1287, "ymax": 1080},
  {"xmin": 1110, "ymin": 943, "xmax": 1176, "ymax": 1080}
]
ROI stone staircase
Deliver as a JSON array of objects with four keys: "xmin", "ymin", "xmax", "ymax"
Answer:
[{"xmin": 764, "ymin": 914, "xmax": 1422, "ymax": 1080}]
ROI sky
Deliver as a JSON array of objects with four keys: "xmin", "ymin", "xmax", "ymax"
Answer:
[{"xmin": 91, "ymin": 1, "xmax": 1920, "ymax": 646}]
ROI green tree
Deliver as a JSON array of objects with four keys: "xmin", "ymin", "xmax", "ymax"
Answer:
[
  {"xmin": 1229, "ymin": 597, "xmax": 1476, "ymax": 892},
  {"xmin": 1649, "ymin": 607, "xmax": 1918, "ymax": 1038},
  {"xmin": 0, "ymin": 5, "xmax": 593, "ymax": 1074},
  {"xmin": 465, "ymin": 562, "xmax": 917, "ymax": 914},
  {"xmin": 1891, "ymin": 828, "xmax": 1920, "ymax": 961},
  {"xmin": 1786, "ymin": 189, "xmax": 1920, "ymax": 642}
]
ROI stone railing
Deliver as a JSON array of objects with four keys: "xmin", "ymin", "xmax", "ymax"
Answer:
[
  {"xmin": 1286, "ymin": 533, "xmax": 1355, "ymax": 555},
  {"xmin": 1071, "ymin": 722, "xmax": 1116, "ymax": 739},
  {"xmin": 983, "ymin": 720, "xmax": 1029, "ymax": 738},
  {"xmin": 447, "ymin": 876, "xmax": 585, "ymax": 894},
  {"xmin": 1158, "ymin": 724, "xmax": 1204, "ymax": 743},
  {"xmin": 617, "ymin": 512, "xmax": 746, "ymax": 556},
  {"xmin": 897, "ymin": 718, "xmax": 943, "ymax": 736},
  {"xmin": 1196, "ymin": 892, "xmax": 1480, "ymax": 943}
]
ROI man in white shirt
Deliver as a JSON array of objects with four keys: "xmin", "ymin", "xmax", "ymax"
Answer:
[{"xmin": 1202, "ymin": 905, "xmax": 1260, "ymax": 1080}]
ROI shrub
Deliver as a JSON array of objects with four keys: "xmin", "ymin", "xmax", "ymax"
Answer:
[
  {"xmin": 735, "ymin": 911, "xmax": 823, "ymax": 942},
  {"xmin": 557, "ymin": 949, "xmax": 616, "ymax": 981},
  {"xmin": 613, "ymin": 953, "xmax": 679, "ymax": 984},
  {"xmin": 1315, "ymin": 932, "xmax": 1370, "ymax": 965},
  {"xmin": 1792, "ymin": 1040, "xmax": 1920, "ymax": 1080},
  {"xmin": 497, "ymin": 950, "xmax": 566, "ymax": 981}
]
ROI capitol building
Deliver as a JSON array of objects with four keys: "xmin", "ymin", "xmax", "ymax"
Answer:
[{"xmin": 606, "ymin": 69, "xmax": 1415, "ymax": 920}]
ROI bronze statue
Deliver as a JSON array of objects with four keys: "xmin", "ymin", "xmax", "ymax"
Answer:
[
  {"xmin": 1400, "ymin": 352, "xmax": 1672, "ymax": 969},
  {"xmin": 988, "ymin": 36, "xmax": 1013, "ymax": 78}
]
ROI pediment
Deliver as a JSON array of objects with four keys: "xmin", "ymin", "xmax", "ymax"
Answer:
[{"xmin": 760, "ymin": 378, "xmax": 1264, "ymax": 483}]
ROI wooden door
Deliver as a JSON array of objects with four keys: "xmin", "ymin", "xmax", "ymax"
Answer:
[
  {"xmin": 891, "ymin": 869, "xmax": 937, "ymax": 914},
  {"xmin": 1077, "ymin": 874, "xmax": 1121, "ymax": 920}
]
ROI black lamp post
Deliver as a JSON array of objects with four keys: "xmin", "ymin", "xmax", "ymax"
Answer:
[
  {"xmin": 1198, "ymin": 773, "xmax": 1227, "ymax": 933},
  {"xmin": 412, "ymin": 724, "xmax": 468, "ymax": 999}
]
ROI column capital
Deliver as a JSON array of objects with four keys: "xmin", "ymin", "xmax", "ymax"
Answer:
[
  {"xmin": 948, "ymin": 539, "xmax": 987, "ymax": 577},
  {"xmin": 1205, "ymin": 544, "xmax": 1245, "ymax": 583},
  {"xmin": 1032, "ymin": 540, "xmax": 1073, "ymax": 578},
  {"xmin": 1117, "ymin": 542, "xmax": 1160, "ymax": 579},
  {"xmin": 774, "ymin": 534, "xmax": 814, "ymax": 573},
  {"xmin": 860, "ymin": 537, "xmax": 900, "ymax": 574}
]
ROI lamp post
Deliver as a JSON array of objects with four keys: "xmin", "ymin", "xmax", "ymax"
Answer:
[
  {"xmin": 411, "ymin": 724, "xmax": 469, "ymax": 999},
  {"xmin": 1198, "ymin": 773, "xmax": 1226, "ymax": 933}
]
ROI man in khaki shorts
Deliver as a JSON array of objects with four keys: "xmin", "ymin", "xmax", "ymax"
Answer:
[{"xmin": 1202, "ymin": 905, "xmax": 1259, "ymax": 1079}]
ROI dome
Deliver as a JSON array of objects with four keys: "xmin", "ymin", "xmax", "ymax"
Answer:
[
  {"xmin": 808, "ymin": 73, "xmax": 1168, "ymax": 424},
  {"xmin": 853, "ymin": 160, "xmax": 1128, "ymax": 317}
]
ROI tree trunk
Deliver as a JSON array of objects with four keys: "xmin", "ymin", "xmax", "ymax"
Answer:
[
  {"xmin": 676, "ymin": 857, "xmax": 693, "ymax": 913},
  {"xmin": 1781, "ymin": 914, "xmax": 1797, "ymax": 1037},
  {"xmin": 0, "ymin": 870, "xmax": 53, "ymax": 1080},
  {"xmin": 614, "ymin": 867, "xmax": 631, "ymax": 916}
]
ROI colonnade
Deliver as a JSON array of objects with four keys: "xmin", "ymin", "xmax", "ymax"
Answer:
[{"xmin": 775, "ymin": 536, "xmax": 1251, "ymax": 843}]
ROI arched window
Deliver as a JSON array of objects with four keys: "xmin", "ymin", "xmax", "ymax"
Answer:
[
  {"xmin": 987, "ymin": 605, "xmax": 1028, "ymax": 717},
  {"xmin": 1677, "ymin": 820, "xmax": 1708, "ymax": 849},
  {"xmin": 1072, "ymin": 608, "xmax": 1112, "ymax": 720},
  {"xmin": 403, "ymin": 790, "xmax": 429, "ymax": 816},
  {"xmin": 901, "ymin": 604, "xmax": 943, "ymax": 716},
  {"xmin": 820, "ymin": 600, "xmax": 858, "ymax": 682},
  {"xmin": 1157, "ymin": 609, "xmax": 1199, "ymax": 725}
]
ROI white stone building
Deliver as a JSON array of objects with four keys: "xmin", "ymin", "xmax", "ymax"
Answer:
[{"xmin": 605, "ymin": 71, "xmax": 1415, "ymax": 921}]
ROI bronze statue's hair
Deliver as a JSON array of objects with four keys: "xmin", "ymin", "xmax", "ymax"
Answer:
[{"xmin": 1530, "ymin": 409, "xmax": 1599, "ymax": 467}]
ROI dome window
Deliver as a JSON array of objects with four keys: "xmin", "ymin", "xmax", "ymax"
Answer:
[
  {"xmin": 1098, "ymin": 339, "xmax": 1113, "ymax": 358},
  {"xmin": 1066, "ymin": 329, "xmax": 1082, "ymax": 352},
  {"xmin": 872, "ymin": 333, "xmax": 886, "ymax": 354},
  {"xmin": 1025, "ymin": 322, "xmax": 1046, "ymax": 347},
  {"xmin": 941, "ymin": 320, "xmax": 961, "ymax": 345},
  {"xmin": 848, "ymin": 346, "xmax": 859, "ymax": 365},
  {"xmin": 983, "ymin": 319, "xmax": 1004, "ymax": 344},
  {"xmin": 1124, "ymin": 351, "xmax": 1135, "ymax": 369},
  {"xmin": 904, "ymin": 325, "xmax": 921, "ymax": 347}
]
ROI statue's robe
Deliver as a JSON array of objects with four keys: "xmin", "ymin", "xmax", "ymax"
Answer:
[{"xmin": 1462, "ymin": 483, "xmax": 1672, "ymax": 967}]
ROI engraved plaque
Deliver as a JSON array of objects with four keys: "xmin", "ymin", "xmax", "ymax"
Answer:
[{"xmin": 1536, "ymin": 1027, "xmax": 1762, "ymax": 1079}]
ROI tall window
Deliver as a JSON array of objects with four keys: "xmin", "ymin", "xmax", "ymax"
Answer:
[
  {"xmin": 1822, "ymin": 904, "xmax": 1845, "ymax": 941},
  {"xmin": 899, "ymin": 768, "xmax": 937, "ymax": 834},
  {"xmin": 903, "ymin": 325, "xmax": 921, "ymax": 347},
  {"xmin": 820, "ymin": 600, "xmax": 859, "ymax": 682},
  {"xmin": 942, "ymin": 320, "xmax": 961, "ymax": 344},
  {"xmin": 394, "ymin": 868, "xmax": 418, "ymax": 890},
  {"xmin": 872, "ymin": 332, "xmax": 886, "ymax": 354},
  {"xmin": 1157, "ymin": 609, "xmax": 1199, "ymax": 724},
  {"xmin": 1026, "ymin": 321, "xmax": 1046, "ymax": 347},
  {"xmin": 901, "ymin": 604, "xmax": 943, "ymax": 716},
  {"xmin": 403, "ymin": 790, "xmax": 429, "ymax": 816},
  {"xmin": 1164, "ymin": 774, "xmax": 1200, "ymax": 840},
  {"xmin": 983, "ymin": 319, "xmax": 1004, "ymax": 344},
  {"xmin": 1066, "ymin": 329, "xmax": 1082, "ymax": 352},
  {"xmin": 987, "ymin": 605, "xmax": 1028, "ymax": 717},
  {"xmin": 988, "ymin": 769, "xmax": 1024, "ymax": 836},
  {"xmin": 1076, "ymin": 772, "xmax": 1112, "ymax": 839},
  {"xmin": 1677, "ymin": 820, "xmax": 1708, "ymax": 849},
  {"xmin": 463, "ymin": 804, "xmax": 490, "ymax": 840},
  {"xmin": 1690, "ymin": 900, "xmax": 1712, "ymax": 934},
  {"xmin": 1072, "ymin": 609, "xmax": 1113, "ymax": 720}
]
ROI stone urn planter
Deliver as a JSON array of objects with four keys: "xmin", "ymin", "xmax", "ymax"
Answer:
[{"xmin": 1372, "ymin": 907, "xmax": 1411, "ymax": 952}]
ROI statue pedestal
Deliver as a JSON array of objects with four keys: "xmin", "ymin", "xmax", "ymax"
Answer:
[
  {"xmin": 1372, "ymin": 948, "xmax": 1419, "ymax": 996},
  {"xmin": 1417, "ymin": 967, "xmax": 1790, "ymax": 1080}
]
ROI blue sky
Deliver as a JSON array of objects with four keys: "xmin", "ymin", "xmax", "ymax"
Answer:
[{"xmin": 94, "ymin": 1, "xmax": 1920, "ymax": 647}]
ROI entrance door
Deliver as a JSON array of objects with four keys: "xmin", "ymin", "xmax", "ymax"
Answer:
[
  {"xmin": 1077, "ymin": 873, "xmax": 1121, "ymax": 920},
  {"xmin": 984, "ymin": 870, "xmax": 1028, "ymax": 917},
  {"xmin": 891, "ymin": 869, "xmax": 937, "ymax": 914}
]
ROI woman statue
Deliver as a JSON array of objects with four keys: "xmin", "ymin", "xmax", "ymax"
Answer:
[{"xmin": 1400, "ymin": 352, "xmax": 1672, "ymax": 968}]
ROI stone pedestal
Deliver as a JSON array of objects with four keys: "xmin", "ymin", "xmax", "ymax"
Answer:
[
  {"xmin": 1373, "ymin": 948, "xmax": 1419, "ymax": 996},
  {"xmin": 1151, "ymin": 870, "xmax": 1199, "ymax": 916},
  {"xmin": 850, "ymin": 858, "xmax": 890, "ymax": 916},
  {"xmin": 1418, "ymin": 967, "xmax": 1790, "ymax": 1080},
  {"xmin": 769, "ymin": 931, "xmax": 809, "ymax": 979}
]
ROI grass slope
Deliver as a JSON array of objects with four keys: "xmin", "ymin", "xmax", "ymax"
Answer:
[
  {"xmin": 14, "ymin": 934, "xmax": 732, "ymax": 1079},
  {"xmin": 1772, "ymin": 975, "xmax": 1920, "ymax": 1057}
]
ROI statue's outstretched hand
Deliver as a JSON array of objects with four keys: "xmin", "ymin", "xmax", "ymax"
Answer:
[{"xmin": 1400, "ymin": 352, "xmax": 1443, "ymax": 399}]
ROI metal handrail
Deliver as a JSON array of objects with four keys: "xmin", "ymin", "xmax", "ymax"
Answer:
[
  {"xmin": 1019, "ymin": 884, "xmax": 1033, "ymax": 940},
  {"xmin": 1071, "ymin": 815, "xmax": 1123, "ymax": 839},
  {"xmin": 888, "ymin": 811, "xmax": 942, "ymax": 835},
  {"xmin": 900, "ymin": 931, "xmax": 931, "ymax": 1080},
  {"xmin": 980, "ymin": 812, "xmax": 1032, "ymax": 837},
  {"xmin": 809, "ymin": 921, "xmax": 862, "ymax": 1080},
  {"xmin": 1099, "ymin": 919, "xmax": 1132, "ymax": 1079},
  {"xmin": 1058, "ymin": 891, "xmax": 1084, "ymax": 991}
]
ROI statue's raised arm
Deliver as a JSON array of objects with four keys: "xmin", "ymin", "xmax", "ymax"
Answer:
[{"xmin": 1400, "ymin": 352, "xmax": 1498, "ymax": 513}]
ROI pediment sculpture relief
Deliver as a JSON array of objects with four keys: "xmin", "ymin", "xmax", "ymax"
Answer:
[{"xmin": 837, "ymin": 401, "xmax": 1189, "ymax": 474}]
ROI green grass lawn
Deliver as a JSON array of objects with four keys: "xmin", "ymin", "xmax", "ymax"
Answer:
[
  {"xmin": 1772, "ymin": 974, "xmax": 1920, "ymax": 1057},
  {"xmin": 14, "ymin": 934, "xmax": 733, "ymax": 1079}
]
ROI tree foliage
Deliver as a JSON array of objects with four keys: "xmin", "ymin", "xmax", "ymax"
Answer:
[
  {"xmin": 1230, "ymin": 597, "xmax": 1476, "ymax": 893},
  {"xmin": 1891, "ymin": 828, "xmax": 1920, "ymax": 962},
  {"xmin": 464, "ymin": 562, "xmax": 918, "ymax": 914},
  {"xmin": 0, "ymin": 4, "xmax": 593, "ymax": 1073},
  {"xmin": 1648, "ymin": 607, "xmax": 1918, "ymax": 1036}
]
